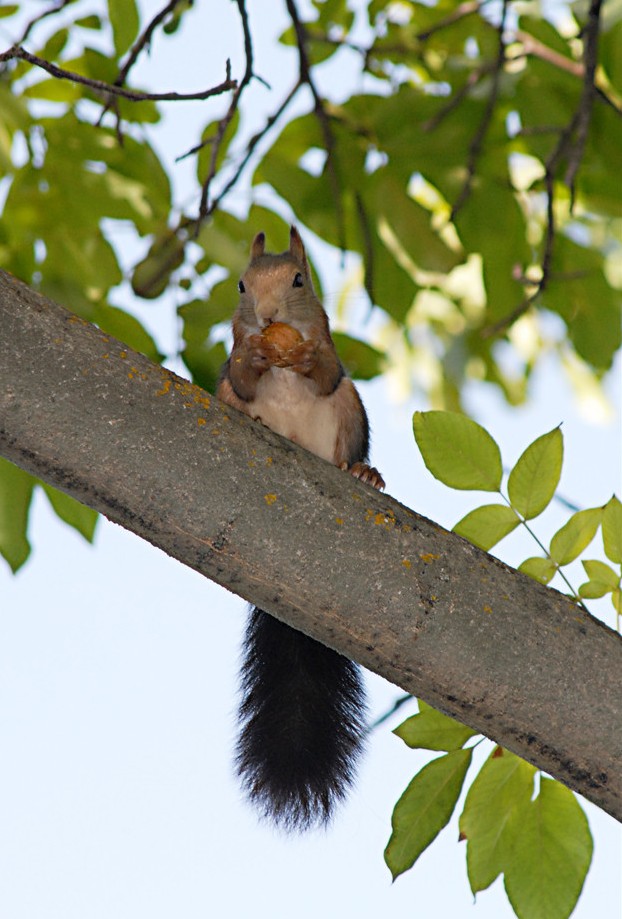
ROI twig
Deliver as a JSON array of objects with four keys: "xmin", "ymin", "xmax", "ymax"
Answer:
[
  {"xmin": 369, "ymin": 693, "xmax": 414, "ymax": 731},
  {"xmin": 98, "ymin": 0, "xmax": 187, "ymax": 126},
  {"xmin": 196, "ymin": 0, "xmax": 255, "ymax": 228},
  {"xmin": 564, "ymin": 0, "xmax": 603, "ymax": 202},
  {"xmin": 16, "ymin": 0, "xmax": 74, "ymax": 46},
  {"xmin": 450, "ymin": 0, "xmax": 509, "ymax": 221},
  {"xmin": 285, "ymin": 0, "xmax": 347, "ymax": 253},
  {"xmin": 0, "ymin": 44, "xmax": 237, "ymax": 103},
  {"xmin": 482, "ymin": 2, "xmax": 605, "ymax": 338}
]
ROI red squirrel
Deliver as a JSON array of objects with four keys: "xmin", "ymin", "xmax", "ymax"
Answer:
[{"xmin": 217, "ymin": 226, "xmax": 384, "ymax": 830}]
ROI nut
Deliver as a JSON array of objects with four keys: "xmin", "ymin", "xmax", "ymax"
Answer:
[{"xmin": 261, "ymin": 321, "xmax": 304, "ymax": 354}]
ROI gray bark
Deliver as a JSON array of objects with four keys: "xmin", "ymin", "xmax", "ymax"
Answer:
[{"xmin": 1, "ymin": 268, "xmax": 621, "ymax": 822}]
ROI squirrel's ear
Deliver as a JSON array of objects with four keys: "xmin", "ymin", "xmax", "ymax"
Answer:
[
  {"xmin": 250, "ymin": 232, "xmax": 266, "ymax": 259},
  {"xmin": 289, "ymin": 226, "xmax": 308, "ymax": 271}
]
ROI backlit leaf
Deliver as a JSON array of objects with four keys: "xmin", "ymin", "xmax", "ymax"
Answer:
[
  {"xmin": 460, "ymin": 748, "xmax": 536, "ymax": 893},
  {"xmin": 394, "ymin": 700, "xmax": 478, "ymax": 752},
  {"xmin": 413, "ymin": 411, "xmax": 502, "ymax": 491},
  {"xmin": 0, "ymin": 458, "xmax": 33, "ymax": 572},
  {"xmin": 602, "ymin": 495, "xmax": 622, "ymax": 563},
  {"xmin": 453, "ymin": 504, "xmax": 519, "ymax": 551},
  {"xmin": 507, "ymin": 428, "xmax": 563, "ymax": 520},
  {"xmin": 549, "ymin": 507, "xmax": 602, "ymax": 566},
  {"xmin": 504, "ymin": 778, "xmax": 592, "ymax": 919},
  {"xmin": 385, "ymin": 748, "xmax": 472, "ymax": 879}
]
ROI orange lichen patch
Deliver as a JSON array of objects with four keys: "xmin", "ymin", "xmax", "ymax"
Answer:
[
  {"xmin": 364, "ymin": 508, "xmax": 397, "ymax": 530},
  {"xmin": 102, "ymin": 352, "xmax": 110, "ymax": 359},
  {"xmin": 265, "ymin": 457, "xmax": 273, "ymax": 466},
  {"xmin": 335, "ymin": 517, "xmax": 344, "ymax": 526},
  {"xmin": 156, "ymin": 378, "xmax": 172, "ymax": 397},
  {"xmin": 211, "ymin": 427, "xmax": 220, "ymax": 435},
  {"xmin": 483, "ymin": 605, "xmax": 493, "ymax": 614},
  {"xmin": 197, "ymin": 418, "xmax": 206, "ymax": 426},
  {"xmin": 264, "ymin": 493, "xmax": 277, "ymax": 505},
  {"xmin": 119, "ymin": 350, "xmax": 127, "ymax": 359},
  {"xmin": 402, "ymin": 559, "xmax": 411, "ymax": 569},
  {"xmin": 419, "ymin": 552, "xmax": 440, "ymax": 563}
]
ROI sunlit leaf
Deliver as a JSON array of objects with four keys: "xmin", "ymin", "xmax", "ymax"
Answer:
[
  {"xmin": 395, "ymin": 699, "xmax": 478, "ymax": 752},
  {"xmin": 549, "ymin": 507, "xmax": 603, "ymax": 566},
  {"xmin": 109, "ymin": 0, "xmax": 140, "ymax": 58},
  {"xmin": 453, "ymin": 504, "xmax": 519, "ymax": 551},
  {"xmin": 460, "ymin": 748, "xmax": 536, "ymax": 893},
  {"xmin": 413, "ymin": 411, "xmax": 502, "ymax": 491},
  {"xmin": 385, "ymin": 748, "xmax": 472, "ymax": 879},
  {"xmin": 504, "ymin": 778, "xmax": 593, "ymax": 919},
  {"xmin": 602, "ymin": 495, "xmax": 622, "ymax": 563},
  {"xmin": 507, "ymin": 427, "xmax": 563, "ymax": 520},
  {"xmin": 518, "ymin": 556, "xmax": 557, "ymax": 585}
]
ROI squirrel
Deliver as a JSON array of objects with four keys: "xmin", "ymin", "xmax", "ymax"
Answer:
[{"xmin": 217, "ymin": 226, "xmax": 384, "ymax": 831}]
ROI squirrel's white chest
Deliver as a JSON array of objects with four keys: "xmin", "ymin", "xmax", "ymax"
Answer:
[{"xmin": 248, "ymin": 368, "xmax": 340, "ymax": 464}]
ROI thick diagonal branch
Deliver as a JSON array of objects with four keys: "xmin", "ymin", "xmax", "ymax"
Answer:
[{"xmin": 0, "ymin": 270, "xmax": 621, "ymax": 823}]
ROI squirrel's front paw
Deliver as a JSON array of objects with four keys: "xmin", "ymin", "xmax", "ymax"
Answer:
[
  {"xmin": 341, "ymin": 461, "xmax": 385, "ymax": 491},
  {"xmin": 247, "ymin": 334, "xmax": 280, "ymax": 372},
  {"xmin": 280, "ymin": 339, "xmax": 318, "ymax": 375}
]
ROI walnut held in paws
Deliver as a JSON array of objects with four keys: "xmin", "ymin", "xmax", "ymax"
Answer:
[{"xmin": 261, "ymin": 321, "xmax": 304, "ymax": 359}]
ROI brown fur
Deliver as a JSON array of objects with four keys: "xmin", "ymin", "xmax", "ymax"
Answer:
[{"xmin": 218, "ymin": 226, "xmax": 382, "ymax": 479}]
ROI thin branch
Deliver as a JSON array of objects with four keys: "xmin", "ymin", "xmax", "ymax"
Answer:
[
  {"xmin": 482, "ymin": 2, "xmax": 605, "ymax": 338},
  {"xmin": 16, "ymin": 0, "xmax": 74, "ymax": 46},
  {"xmin": 449, "ymin": 0, "xmax": 509, "ymax": 221},
  {"xmin": 285, "ymin": 0, "xmax": 347, "ymax": 253},
  {"xmin": 369, "ymin": 693, "xmax": 414, "ymax": 731},
  {"xmin": 196, "ymin": 0, "xmax": 255, "ymax": 229},
  {"xmin": 97, "ymin": 0, "xmax": 187, "ymax": 127},
  {"xmin": 0, "ymin": 44, "xmax": 237, "ymax": 103},
  {"xmin": 564, "ymin": 0, "xmax": 603, "ymax": 201}
]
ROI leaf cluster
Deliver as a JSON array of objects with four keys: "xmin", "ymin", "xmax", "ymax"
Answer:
[
  {"xmin": 0, "ymin": 0, "xmax": 620, "ymax": 560},
  {"xmin": 386, "ymin": 702, "xmax": 593, "ymax": 919}
]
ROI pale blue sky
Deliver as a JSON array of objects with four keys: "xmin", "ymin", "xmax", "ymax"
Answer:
[{"xmin": 0, "ymin": 2, "xmax": 620, "ymax": 918}]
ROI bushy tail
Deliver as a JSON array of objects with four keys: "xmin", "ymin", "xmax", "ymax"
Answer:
[{"xmin": 236, "ymin": 607, "xmax": 367, "ymax": 831}]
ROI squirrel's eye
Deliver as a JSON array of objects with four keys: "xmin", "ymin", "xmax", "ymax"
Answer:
[
  {"xmin": 293, "ymin": 272, "xmax": 304, "ymax": 288},
  {"xmin": 238, "ymin": 280, "xmax": 246, "ymax": 293}
]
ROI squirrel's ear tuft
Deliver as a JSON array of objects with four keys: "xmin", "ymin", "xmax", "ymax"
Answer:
[
  {"xmin": 289, "ymin": 226, "xmax": 309, "ymax": 272},
  {"xmin": 251, "ymin": 232, "xmax": 266, "ymax": 260}
]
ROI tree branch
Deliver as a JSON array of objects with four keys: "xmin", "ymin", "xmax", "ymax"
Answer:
[
  {"xmin": 0, "ymin": 269, "xmax": 621, "ymax": 824},
  {"xmin": 0, "ymin": 44, "xmax": 236, "ymax": 103}
]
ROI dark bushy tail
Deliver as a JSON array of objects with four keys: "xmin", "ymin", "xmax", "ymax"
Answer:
[{"xmin": 236, "ymin": 607, "xmax": 367, "ymax": 831}]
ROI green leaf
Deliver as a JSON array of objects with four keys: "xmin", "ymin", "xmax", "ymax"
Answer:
[
  {"xmin": 549, "ymin": 507, "xmax": 603, "ymax": 566},
  {"xmin": 385, "ymin": 748, "xmax": 472, "ymax": 879},
  {"xmin": 453, "ymin": 504, "xmax": 519, "ymax": 551},
  {"xmin": 504, "ymin": 778, "xmax": 593, "ymax": 919},
  {"xmin": 109, "ymin": 0, "xmax": 140, "ymax": 58},
  {"xmin": 581, "ymin": 559, "xmax": 620, "ymax": 593},
  {"xmin": 183, "ymin": 341, "xmax": 228, "ymax": 394},
  {"xmin": 131, "ymin": 232, "xmax": 186, "ymax": 299},
  {"xmin": 332, "ymin": 332, "xmax": 384, "ymax": 380},
  {"xmin": 41, "ymin": 485, "xmax": 98, "ymax": 543},
  {"xmin": 602, "ymin": 495, "xmax": 622, "ymax": 563},
  {"xmin": 93, "ymin": 304, "xmax": 164, "ymax": 363},
  {"xmin": 0, "ymin": 458, "xmax": 33, "ymax": 572},
  {"xmin": 518, "ymin": 556, "xmax": 557, "ymax": 585},
  {"xmin": 413, "ymin": 411, "xmax": 503, "ymax": 491},
  {"xmin": 0, "ymin": 6, "xmax": 18, "ymax": 19},
  {"xmin": 394, "ymin": 700, "xmax": 479, "ymax": 752},
  {"xmin": 460, "ymin": 748, "xmax": 536, "ymax": 893},
  {"xmin": 507, "ymin": 427, "xmax": 563, "ymax": 520}
]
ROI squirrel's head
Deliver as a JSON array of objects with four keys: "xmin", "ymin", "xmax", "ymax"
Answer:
[{"xmin": 236, "ymin": 226, "xmax": 317, "ymax": 329}]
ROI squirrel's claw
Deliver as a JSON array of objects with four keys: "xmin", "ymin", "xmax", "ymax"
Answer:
[{"xmin": 341, "ymin": 461, "xmax": 385, "ymax": 491}]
